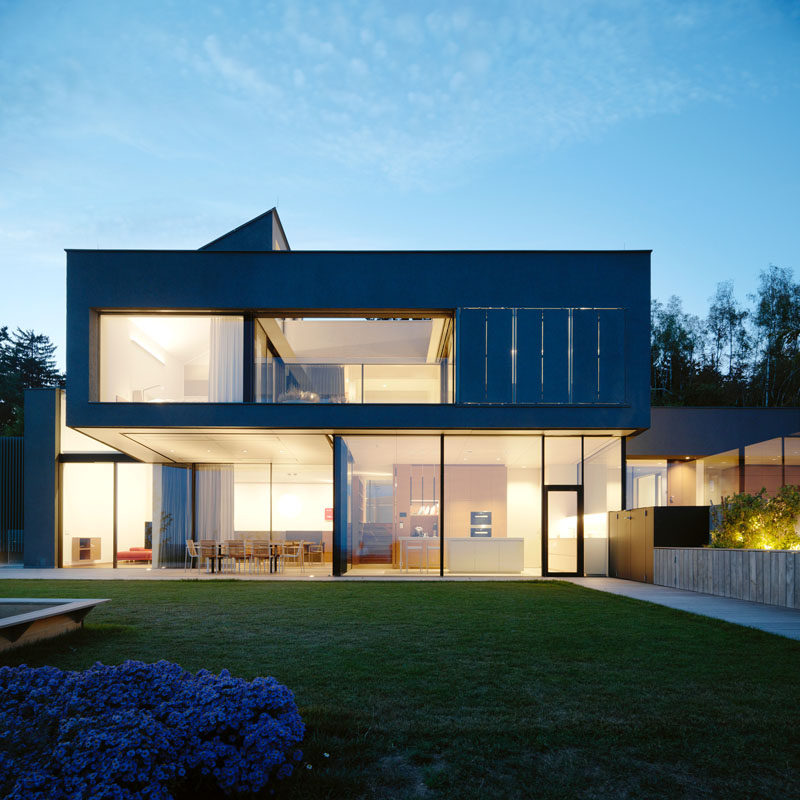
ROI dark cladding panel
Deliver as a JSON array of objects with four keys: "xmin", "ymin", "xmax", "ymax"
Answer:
[
  {"xmin": 516, "ymin": 309, "xmax": 543, "ymax": 403},
  {"xmin": 572, "ymin": 309, "xmax": 599, "ymax": 403},
  {"xmin": 485, "ymin": 309, "xmax": 513, "ymax": 404},
  {"xmin": 542, "ymin": 310, "xmax": 569, "ymax": 403},
  {"xmin": 456, "ymin": 309, "xmax": 487, "ymax": 403},
  {"xmin": 599, "ymin": 309, "xmax": 625, "ymax": 403}
]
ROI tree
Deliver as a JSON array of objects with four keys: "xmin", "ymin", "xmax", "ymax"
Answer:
[
  {"xmin": 0, "ymin": 326, "xmax": 65, "ymax": 435},
  {"xmin": 650, "ymin": 296, "xmax": 703, "ymax": 405},
  {"xmin": 706, "ymin": 281, "xmax": 749, "ymax": 379},
  {"xmin": 750, "ymin": 265, "xmax": 800, "ymax": 406}
]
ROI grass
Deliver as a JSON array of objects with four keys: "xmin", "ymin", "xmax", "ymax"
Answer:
[{"xmin": 1, "ymin": 579, "xmax": 799, "ymax": 799}]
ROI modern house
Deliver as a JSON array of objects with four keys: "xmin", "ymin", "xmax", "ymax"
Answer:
[
  {"xmin": 20, "ymin": 209, "xmax": 655, "ymax": 577},
  {"xmin": 13, "ymin": 210, "xmax": 800, "ymax": 578}
]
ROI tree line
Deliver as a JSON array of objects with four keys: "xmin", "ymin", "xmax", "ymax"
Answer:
[{"xmin": 651, "ymin": 264, "xmax": 800, "ymax": 407}]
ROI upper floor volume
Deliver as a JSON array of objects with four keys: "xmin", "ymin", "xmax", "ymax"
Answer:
[{"xmin": 65, "ymin": 209, "xmax": 652, "ymax": 433}]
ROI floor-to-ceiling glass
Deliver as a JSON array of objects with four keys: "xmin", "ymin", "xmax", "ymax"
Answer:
[
  {"xmin": 193, "ymin": 451, "xmax": 332, "ymax": 575},
  {"xmin": 443, "ymin": 436, "xmax": 542, "ymax": 576},
  {"xmin": 341, "ymin": 436, "xmax": 440, "ymax": 575},
  {"xmin": 116, "ymin": 463, "xmax": 154, "ymax": 567},
  {"xmin": 583, "ymin": 438, "xmax": 622, "ymax": 575},
  {"xmin": 744, "ymin": 438, "xmax": 783, "ymax": 495},
  {"xmin": 61, "ymin": 463, "xmax": 114, "ymax": 567},
  {"xmin": 543, "ymin": 437, "xmax": 583, "ymax": 576}
]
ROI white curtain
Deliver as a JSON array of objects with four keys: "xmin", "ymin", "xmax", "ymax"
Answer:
[
  {"xmin": 209, "ymin": 317, "xmax": 243, "ymax": 402},
  {"xmin": 195, "ymin": 465, "xmax": 234, "ymax": 542},
  {"xmin": 152, "ymin": 465, "xmax": 191, "ymax": 568}
]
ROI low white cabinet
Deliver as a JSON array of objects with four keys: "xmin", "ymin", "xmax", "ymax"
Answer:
[{"xmin": 446, "ymin": 537, "xmax": 524, "ymax": 574}]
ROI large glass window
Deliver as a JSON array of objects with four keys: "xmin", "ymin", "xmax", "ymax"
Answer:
[
  {"xmin": 116, "ymin": 463, "xmax": 154, "ymax": 567},
  {"xmin": 583, "ymin": 438, "xmax": 621, "ymax": 575},
  {"xmin": 99, "ymin": 315, "xmax": 243, "ymax": 402},
  {"xmin": 544, "ymin": 437, "xmax": 582, "ymax": 485},
  {"xmin": 62, "ymin": 463, "xmax": 114, "ymax": 566},
  {"xmin": 704, "ymin": 449, "xmax": 739, "ymax": 506},
  {"xmin": 342, "ymin": 436, "xmax": 440, "ymax": 574},
  {"xmin": 152, "ymin": 465, "xmax": 192, "ymax": 568},
  {"xmin": 255, "ymin": 316, "xmax": 453, "ymax": 404},
  {"xmin": 785, "ymin": 437, "xmax": 800, "ymax": 487},
  {"xmin": 744, "ymin": 438, "xmax": 783, "ymax": 496},
  {"xmin": 626, "ymin": 460, "xmax": 668, "ymax": 508},
  {"xmin": 194, "ymin": 459, "xmax": 332, "ymax": 574},
  {"xmin": 444, "ymin": 436, "xmax": 542, "ymax": 575}
]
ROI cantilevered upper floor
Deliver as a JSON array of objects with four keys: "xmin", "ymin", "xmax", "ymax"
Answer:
[{"xmin": 65, "ymin": 209, "xmax": 651, "ymax": 442}]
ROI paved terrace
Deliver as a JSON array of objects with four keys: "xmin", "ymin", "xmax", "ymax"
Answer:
[{"xmin": 2, "ymin": 568, "xmax": 799, "ymax": 641}]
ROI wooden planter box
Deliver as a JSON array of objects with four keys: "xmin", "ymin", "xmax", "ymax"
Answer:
[{"xmin": 654, "ymin": 547, "xmax": 800, "ymax": 609}]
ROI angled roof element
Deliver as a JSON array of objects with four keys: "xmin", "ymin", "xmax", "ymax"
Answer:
[{"xmin": 199, "ymin": 208, "xmax": 290, "ymax": 251}]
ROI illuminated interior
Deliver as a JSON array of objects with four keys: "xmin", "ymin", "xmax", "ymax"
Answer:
[
  {"xmin": 255, "ymin": 315, "xmax": 454, "ymax": 404},
  {"xmin": 100, "ymin": 315, "xmax": 243, "ymax": 402}
]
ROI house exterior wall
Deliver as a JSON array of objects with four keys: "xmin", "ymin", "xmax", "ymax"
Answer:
[
  {"xmin": 23, "ymin": 389, "xmax": 60, "ymax": 567},
  {"xmin": 65, "ymin": 249, "xmax": 651, "ymax": 432}
]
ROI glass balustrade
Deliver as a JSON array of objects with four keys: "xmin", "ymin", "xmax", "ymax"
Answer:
[{"xmin": 255, "ymin": 358, "xmax": 452, "ymax": 404}]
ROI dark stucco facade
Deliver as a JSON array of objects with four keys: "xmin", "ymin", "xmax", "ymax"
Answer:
[{"xmin": 65, "ymin": 248, "xmax": 651, "ymax": 435}]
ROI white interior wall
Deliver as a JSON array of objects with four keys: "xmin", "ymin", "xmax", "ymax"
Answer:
[
  {"xmin": 272, "ymin": 482, "xmax": 333, "ymax": 531},
  {"xmin": 234, "ymin": 483, "xmax": 271, "ymax": 530},
  {"xmin": 62, "ymin": 463, "xmax": 114, "ymax": 564},
  {"xmin": 116, "ymin": 463, "xmax": 153, "ymax": 551},
  {"xmin": 507, "ymin": 468, "xmax": 541, "ymax": 571}
]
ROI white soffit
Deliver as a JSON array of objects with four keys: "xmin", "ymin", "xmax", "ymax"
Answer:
[{"xmin": 121, "ymin": 432, "xmax": 332, "ymax": 464}]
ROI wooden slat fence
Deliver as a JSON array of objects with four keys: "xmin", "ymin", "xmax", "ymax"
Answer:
[{"xmin": 654, "ymin": 548, "xmax": 800, "ymax": 610}]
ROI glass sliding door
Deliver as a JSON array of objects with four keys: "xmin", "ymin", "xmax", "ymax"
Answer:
[
  {"xmin": 543, "ymin": 487, "xmax": 583, "ymax": 576},
  {"xmin": 341, "ymin": 436, "xmax": 440, "ymax": 575}
]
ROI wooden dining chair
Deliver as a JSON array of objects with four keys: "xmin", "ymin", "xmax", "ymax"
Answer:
[
  {"xmin": 222, "ymin": 540, "xmax": 247, "ymax": 573},
  {"xmin": 197, "ymin": 540, "xmax": 220, "ymax": 573},
  {"xmin": 250, "ymin": 541, "xmax": 271, "ymax": 574}
]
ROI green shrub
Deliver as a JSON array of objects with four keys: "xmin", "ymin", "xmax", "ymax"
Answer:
[{"xmin": 710, "ymin": 485, "xmax": 800, "ymax": 550}]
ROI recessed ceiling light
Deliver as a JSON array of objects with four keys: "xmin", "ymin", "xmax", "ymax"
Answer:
[{"xmin": 242, "ymin": 449, "xmax": 248, "ymax": 453}]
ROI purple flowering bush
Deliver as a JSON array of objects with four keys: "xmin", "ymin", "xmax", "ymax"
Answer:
[{"xmin": 0, "ymin": 660, "xmax": 304, "ymax": 799}]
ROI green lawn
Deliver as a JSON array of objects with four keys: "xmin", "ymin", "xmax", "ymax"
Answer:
[{"xmin": 1, "ymin": 579, "xmax": 798, "ymax": 799}]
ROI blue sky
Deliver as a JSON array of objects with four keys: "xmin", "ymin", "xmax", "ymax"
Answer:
[{"xmin": 1, "ymin": 0, "xmax": 799, "ymax": 369}]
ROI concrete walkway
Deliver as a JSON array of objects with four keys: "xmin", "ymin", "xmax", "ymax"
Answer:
[
  {"xmin": 566, "ymin": 577, "xmax": 800, "ymax": 641},
  {"xmin": 3, "ymin": 568, "xmax": 799, "ymax": 640}
]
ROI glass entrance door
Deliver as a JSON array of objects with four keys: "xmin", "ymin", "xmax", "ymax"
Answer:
[{"xmin": 543, "ymin": 487, "xmax": 583, "ymax": 576}]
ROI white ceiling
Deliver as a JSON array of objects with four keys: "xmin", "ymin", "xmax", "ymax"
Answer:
[
  {"xmin": 122, "ymin": 431, "xmax": 332, "ymax": 464},
  {"xmin": 129, "ymin": 316, "xmax": 212, "ymax": 364},
  {"xmin": 275, "ymin": 318, "xmax": 434, "ymax": 361}
]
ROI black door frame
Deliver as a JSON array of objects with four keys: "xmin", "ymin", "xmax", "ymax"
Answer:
[{"xmin": 542, "ymin": 484, "xmax": 584, "ymax": 577}]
